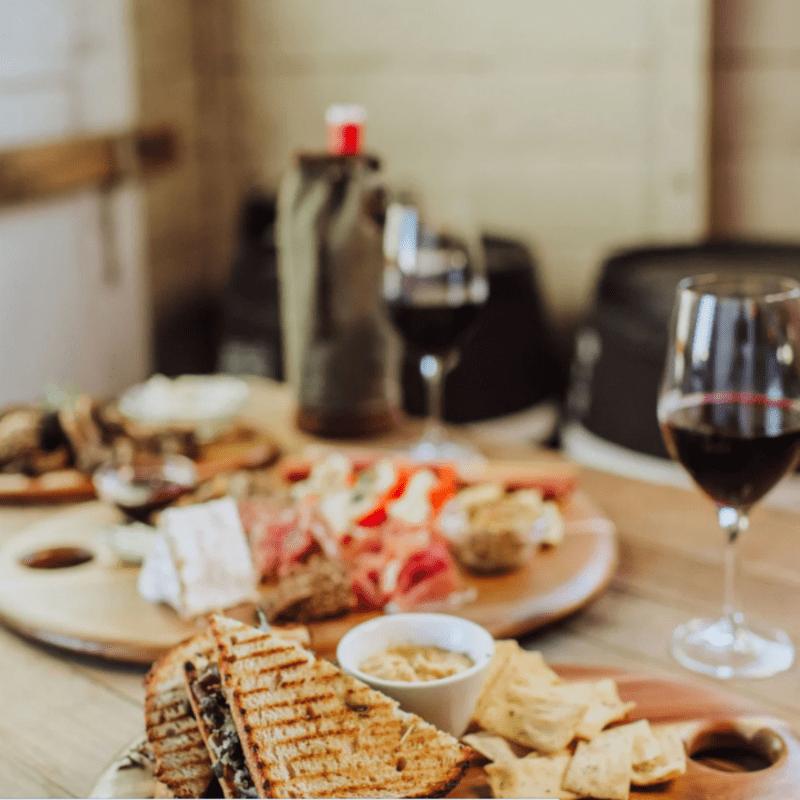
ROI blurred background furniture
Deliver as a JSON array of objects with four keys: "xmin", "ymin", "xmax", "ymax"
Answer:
[
  {"xmin": 563, "ymin": 239, "xmax": 800, "ymax": 466},
  {"xmin": 400, "ymin": 235, "xmax": 567, "ymax": 433}
]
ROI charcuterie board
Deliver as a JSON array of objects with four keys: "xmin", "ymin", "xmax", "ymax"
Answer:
[
  {"xmin": 89, "ymin": 665, "xmax": 800, "ymax": 799},
  {"xmin": 0, "ymin": 485, "xmax": 615, "ymax": 664}
]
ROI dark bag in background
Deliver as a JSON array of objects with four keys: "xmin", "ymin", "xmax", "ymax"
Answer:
[
  {"xmin": 217, "ymin": 192, "xmax": 284, "ymax": 380},
  {"xmin": 400, "ymin": 235, "xmax": 566, "ymax": 426},
  {"xmin": 566, "ymin": 240, "xmax": 800, "ymax": 459}
]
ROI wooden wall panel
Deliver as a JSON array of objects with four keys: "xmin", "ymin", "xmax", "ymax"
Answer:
[
  {"xmin": 711, "ymin": 0, "xmax": 800, "ymax": 238},
  {"xmin": 231, "ymin": 0, "xmax": 711, "ymax": 332}
]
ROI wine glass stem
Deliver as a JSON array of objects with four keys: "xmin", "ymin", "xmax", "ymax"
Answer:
[
  {"xmin": 719, "ymin": 506, "xmax": 748, "ymax": 630},
  {"xmin": 420, "ymin": 354, "xmax": 445, "ymax": 446}
]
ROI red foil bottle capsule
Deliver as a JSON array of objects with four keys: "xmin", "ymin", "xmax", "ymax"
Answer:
[{"xmin": 326, "ymin": 104, "xmax": 366, "ymax": 155}]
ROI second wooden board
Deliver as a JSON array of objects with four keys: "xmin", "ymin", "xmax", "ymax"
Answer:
[{"xmin": 0, "ymin": 489, "xmax": 616, "ymax": 664}]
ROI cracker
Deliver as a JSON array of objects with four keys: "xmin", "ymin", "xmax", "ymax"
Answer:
[
  {"xmin": 571, "ymin": 679, "xmax": 637, "ymax": 740},
  {"xmin": 631, "ymin": 724, "xmax": 687, "ymax": 786},
  {"xmin": 473, "ymin": 641, "xmax": 560, "ymax": 726},
  {"xmin": 461, "ymin": 732, "xmax": 530, "ymax": 763},
  {"xmin": 503, "ymin": 648, "xmax": 562, "ymax": 692},
  {"xmin": 562, "ymin": 722, "xmax": 636, "ymax": 800},
  {"xmin": 486, "ymin": 753, "xmax": 580, "ymax": 799},
  {"xmin": 627, "ymin": 719, "xmax": 662, "ymax": 765},
  {"xmin": 508, "ymin": 676, "xmax": 635, "ymax": 743},
  {"xmin": 480, "ymin": 691, "xmax": 586, "ymax": 753}
]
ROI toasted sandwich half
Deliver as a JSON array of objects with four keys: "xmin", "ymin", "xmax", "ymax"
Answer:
[
  {"xmin": 145, "ymin": 630, "xmax": 216, "ymax": 798},
  {"xmin": 145, "ymin": 621, "xmax": 312, "ymax": 798},
  {"xmin": 183, "ymin": 614, "xmax": 473, "ymax": 798}
]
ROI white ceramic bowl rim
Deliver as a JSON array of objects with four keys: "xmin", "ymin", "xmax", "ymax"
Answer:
[
  {"xmin": 336, "ymin": 612, "xmax": 495, "ymax": 690},
  {"xmin": 118, "ymin": 374, "xmax": 250, "ymax": 426}
]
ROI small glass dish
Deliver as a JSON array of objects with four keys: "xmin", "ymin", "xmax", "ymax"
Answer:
[
  {"xmin": 336, "ymin": 612, "xmax": 495, "ymax": 737},
  {"xmin": 92, "ymin": 454, "xmax": 197, "ymax": 522}
]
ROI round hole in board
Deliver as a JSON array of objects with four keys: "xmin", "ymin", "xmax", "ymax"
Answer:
[
  {"xmin": 20, "ymin": 546, "xmax": 95, "ymax": 570},
  {"xmin": 688, "ymin": 725, "xmax": 785, "ymax": 773}
]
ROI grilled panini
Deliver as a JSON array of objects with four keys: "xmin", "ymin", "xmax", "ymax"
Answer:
[
  {"xmin": 144, "ymin": 621, "xmax": 312, "ymax": 798},
  {"xmin": 208, "ymin": 614, "xmax": 472, "ymax": 798}
]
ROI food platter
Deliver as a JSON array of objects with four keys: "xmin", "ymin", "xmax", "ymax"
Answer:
[
  {"xmin": 89, "ymin": 665, "xmax": 800, "ymax": 799},
  {"xmin": 0, "ymin": 424, "xmax": 278, "ymax": 504},
  {"xmin": 0, "ymin": 476, "xmax": 616, "ymax": 664}
]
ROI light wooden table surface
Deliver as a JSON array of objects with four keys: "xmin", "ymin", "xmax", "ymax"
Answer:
[{"xmin": 2, "ymin": 379, "xmax": 800, "ymax": 798}]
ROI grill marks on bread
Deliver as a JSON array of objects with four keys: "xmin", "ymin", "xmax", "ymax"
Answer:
[
  {"xmin": 144, "ymin": 633, "xmax": 216, "ymax": 797},
  {"xmin": 209, "ymin": 615, "xmax": 471, "ymax": 798}
]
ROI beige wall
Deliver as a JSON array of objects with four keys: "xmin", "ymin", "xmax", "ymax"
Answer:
[
  {"xmin": 133, "ymin": 0, "xmax": 253, "ymax": 370},
  {"xmin": 132, "ymin": 0, "xmax": 711, "ymax": 353},
  {"xmin": 232, "ymin": 0, "xmax": 710, "ymax": 336},
  {"xmin": 711, "ymin": 0, "xmax": 800, "ymax": 237},
  {"xmin": 0, "ymin": 0, "xmax": 149, "ymax": 405}
]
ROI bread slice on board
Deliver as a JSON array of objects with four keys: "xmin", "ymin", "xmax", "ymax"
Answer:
[{"xmin": 144, "ymin": 631, "xmax": 215, "ymax": 798}]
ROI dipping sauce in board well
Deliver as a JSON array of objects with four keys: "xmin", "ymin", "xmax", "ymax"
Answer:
[{"xmin": 359, "ymin": 644, "xmax": 474, "ymax": 682}]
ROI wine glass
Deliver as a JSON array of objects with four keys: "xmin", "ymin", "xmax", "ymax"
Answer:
[
  {"xmin": 382, "ymin": 199, "xmax": 489, "ymax": 462},
  {"xmin": 657, "ymin": 272, "xmax": 800, "ymax": 678}
]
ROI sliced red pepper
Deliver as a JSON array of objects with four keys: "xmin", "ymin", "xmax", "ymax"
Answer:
[
  {"xmin": 427, "ymin": 463, "xmax": 458, "ymax": 516},
  {"xmin": 354, "ymin": 461, "xmax": 416, "ymax": 527},
  {"xmin": 356, "ymin": 506, "xmax": 388, "ymax": 527}
]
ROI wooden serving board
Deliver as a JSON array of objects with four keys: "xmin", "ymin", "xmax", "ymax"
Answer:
[
  {"xmin": 0, "ymin": 425, "xmax": 278, "ymax": 504},
  {"xmin": 89, "ymin": 666, "xmax": 800, "ymax": 800},
  {"xmin": 0, "ymin": 490, "xmax": 616, "ymax": 664}
]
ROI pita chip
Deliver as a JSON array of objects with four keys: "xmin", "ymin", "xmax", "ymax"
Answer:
[
  {"xmin": 631, "ymin": 724, "xmax": 687, "ymax": 786},
  {"xmin": 562, "ymin": 722, "xmax": 637, "ymax": 800},
  {"xmin": 480, "ymin": 691, "xmax": 586, "ymax": 753},
  {"xmin": 486, "ymin": 753, "xmax": 581, "ymax": 799},
  {"xmin": 461, "ymin": 731, "xmax": 530, "ymax": 763},
  {"xmin": 473, "ymin": 641, "xmax": 561, "ymax": 726}
]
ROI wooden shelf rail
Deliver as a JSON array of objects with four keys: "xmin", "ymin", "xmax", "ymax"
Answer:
[{"xmin": 0, "ymin": 126, "xmax": 179, "ymax": 207}]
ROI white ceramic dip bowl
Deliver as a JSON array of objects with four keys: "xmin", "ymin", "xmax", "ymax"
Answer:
[{"xmin": 336, "ymin": 612, "xmax": 495, "ymax": 737}]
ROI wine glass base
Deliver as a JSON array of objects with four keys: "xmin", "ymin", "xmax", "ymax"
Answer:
[{"xmin": 672, "ymin": 616, "xmax": 794, "ymax": 679}]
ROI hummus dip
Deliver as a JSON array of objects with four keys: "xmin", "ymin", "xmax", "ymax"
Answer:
[{"xmin": 359, "ymin": 644, "xmax": 474, "ymax": 682}]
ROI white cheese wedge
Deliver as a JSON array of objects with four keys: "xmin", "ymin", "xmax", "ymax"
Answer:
[
  {"xmin": 137, "ymin": 531, "xmax": 182, "ymax": 610},
  {"xmin": 137, "ymin": 497, "xmax": 257, "ymax": 618}
]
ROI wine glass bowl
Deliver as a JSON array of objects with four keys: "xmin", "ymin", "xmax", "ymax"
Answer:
[
  {"xmin": 383, "ymin": 200, "xmax": 488, "ymax": 462},
  {"xmin": 658, "ymin": 272, "xmax": 800, "ymax": 678}
]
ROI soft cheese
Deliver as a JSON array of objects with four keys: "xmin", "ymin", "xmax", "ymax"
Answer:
[{"xmin": 138, "ymin": 497, "xmax": 257, "ymax": 618}]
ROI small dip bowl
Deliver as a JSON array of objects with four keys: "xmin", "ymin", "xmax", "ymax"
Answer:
[
  {"xmin": 118, "ymin": 374, "xmax": 251, "ymax": 441},
  {"xmin": 336, "ymin": 612, "xmax": 495, "ymax": 737}
]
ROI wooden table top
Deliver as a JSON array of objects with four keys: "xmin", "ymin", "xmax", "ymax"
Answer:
[{"xmin": 3, "ymin": 379, "xmax": 800, "ymax": 798}]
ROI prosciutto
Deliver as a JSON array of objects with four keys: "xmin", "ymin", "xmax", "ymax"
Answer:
[
  {"xmin": 240, "ymin": 498, "xmax": 339, "ymax": 583},
  {"xmin": 345, "ymin": 521, "xmax": 465, "ymax": 612},
  {"xmin": 240, "ymin": 457, "xmax": 470, "ymax": 614}
]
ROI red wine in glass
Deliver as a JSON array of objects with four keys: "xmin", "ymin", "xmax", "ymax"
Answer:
[
  {"xmin": 382, "ymin": 200, "xmax": 488, "ymax": 462},
  {"xmin": 386, "ymin": 299, "xmax": 484, "ymax": 357},
  {"xmin": 657, "ymin": 272, "xmax": 800, "ymax": 679},
  {"xmin": 661, "ymin": 393, "xmax": 800, "ymax": 510}
]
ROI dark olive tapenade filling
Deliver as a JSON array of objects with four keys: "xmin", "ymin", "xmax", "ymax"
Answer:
[{"xmin": 188, "ymin": 661, "xmax": 256, "ymax": 799}]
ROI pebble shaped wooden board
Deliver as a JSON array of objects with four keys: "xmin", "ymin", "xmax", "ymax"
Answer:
[
  {"xmin": 0, "ymin": 488, "xmax": 616, "ymax": 664},
  {"xmin": 89, "ymin": 665, "xmax": 800, "ymax": 799}
]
